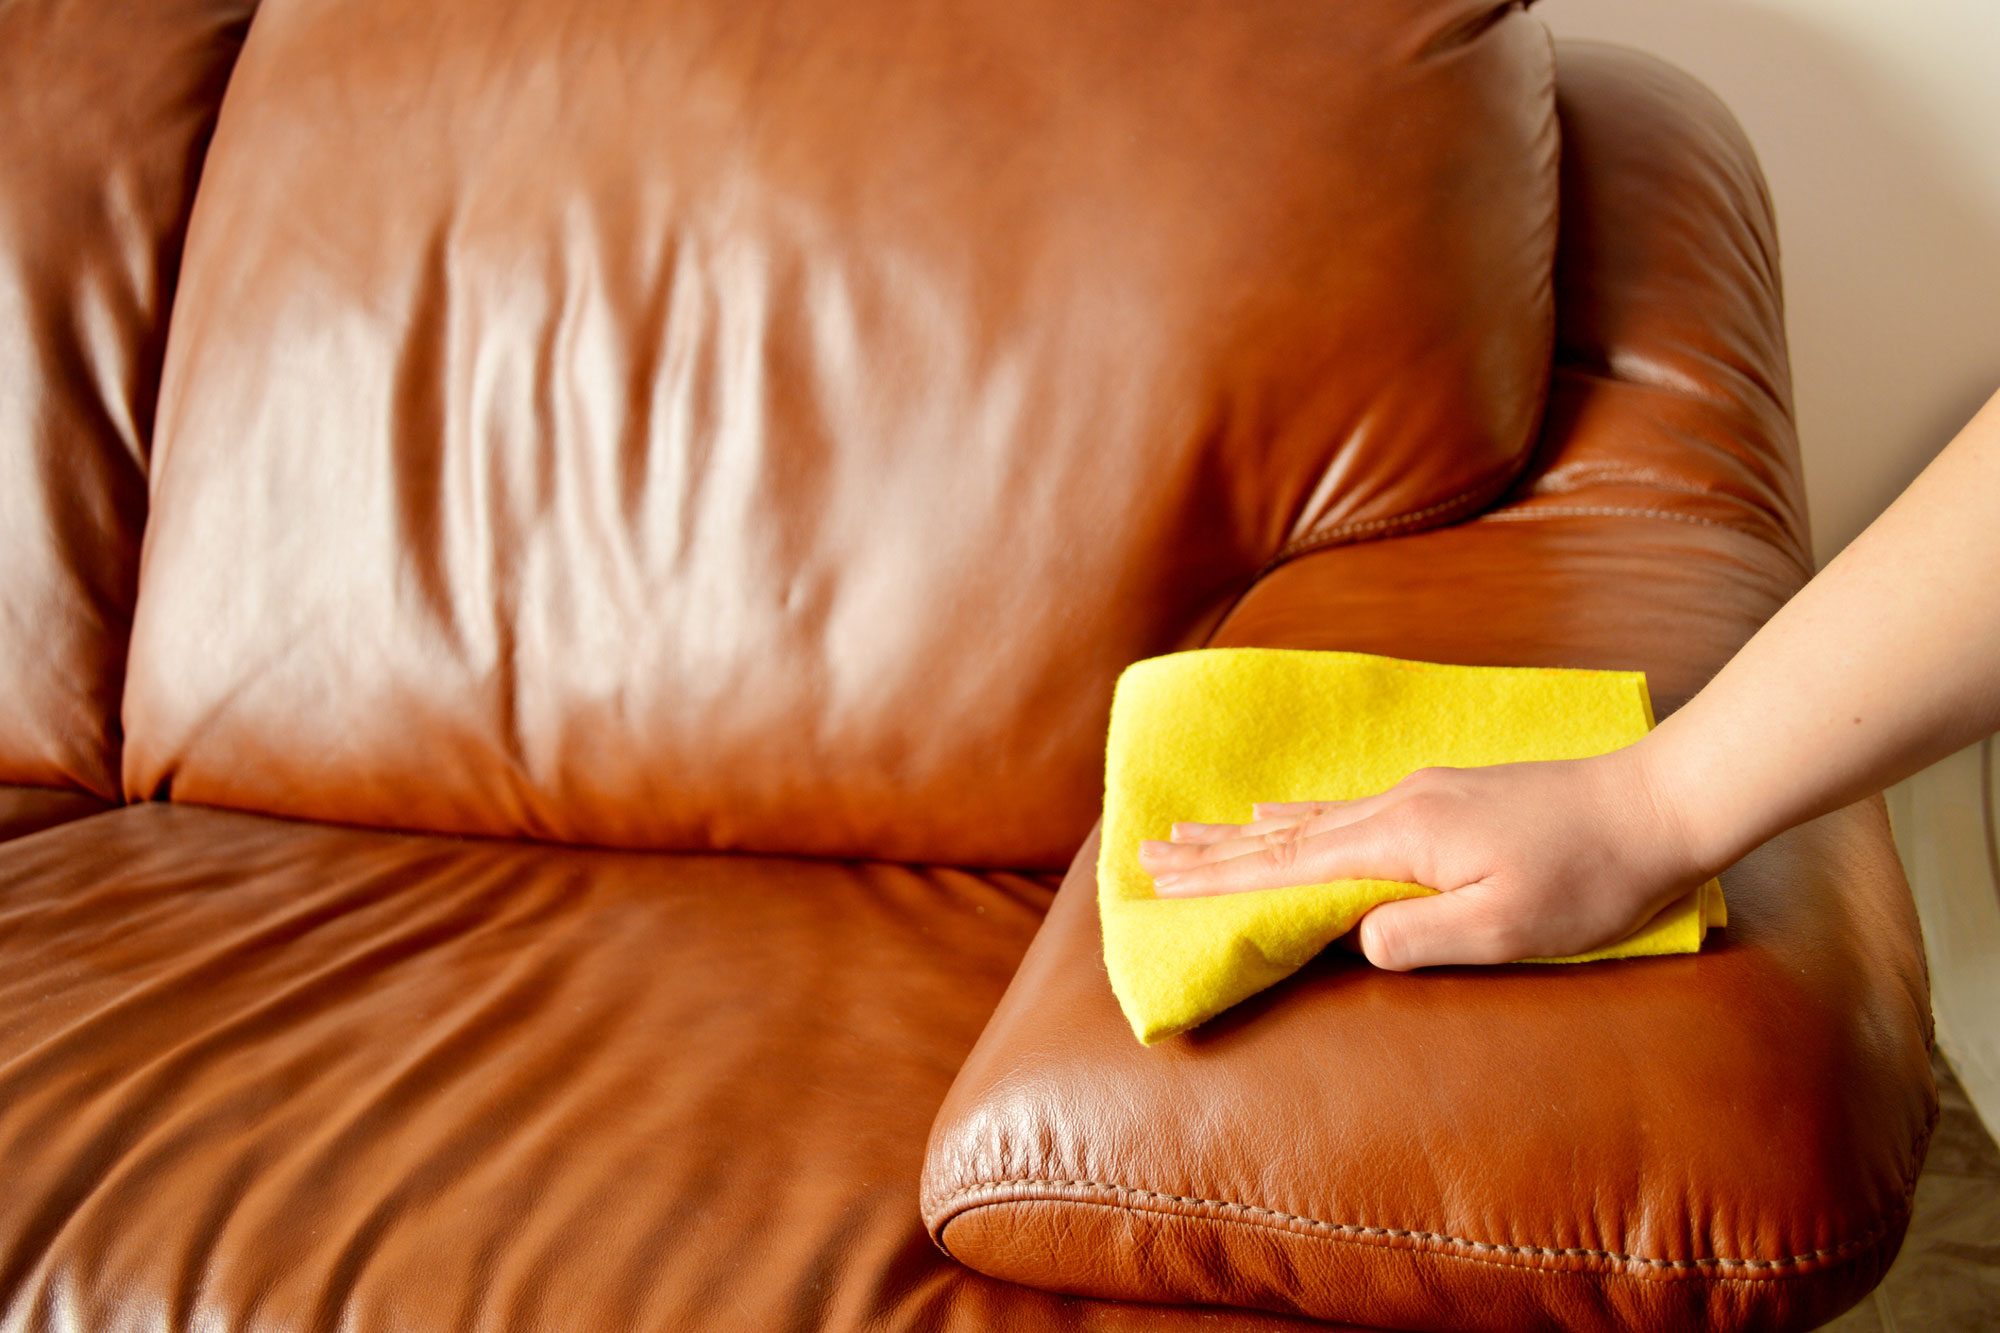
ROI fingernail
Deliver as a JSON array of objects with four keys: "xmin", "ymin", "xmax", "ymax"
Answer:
[
  {"xmin": 1139, "ymin": 840, "xmax": 1171, "ymax": 858},
  {"xmin": 1170, "ymin": 822, "xmax": 1218, "ymax": 839},
  {"xmin": 1153, "ymin": 873, "xmax": 1184, "ymax": 892}
]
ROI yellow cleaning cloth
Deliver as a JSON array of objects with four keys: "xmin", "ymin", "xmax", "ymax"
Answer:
[{"xmin": 1098, "ymin": 648, "xmax": 1725, "ymax": 1045}]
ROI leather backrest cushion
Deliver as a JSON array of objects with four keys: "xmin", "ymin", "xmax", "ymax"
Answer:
[
  {"xmin": 124, "ymin": 0, "xmax": 1558, "ymax": 864},
  {"xmin": 0, "ymin": 0, "xmax": 255, "ymax": 797}
]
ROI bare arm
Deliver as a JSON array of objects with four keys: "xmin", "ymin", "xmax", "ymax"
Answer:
[
  {"xmin": 1137, "ymin": 386, "xmax": 2000, "ymax": 969},
  {"xmin": 1643, "ymin": 388, "xmax": 2000, "ymax": 868}
]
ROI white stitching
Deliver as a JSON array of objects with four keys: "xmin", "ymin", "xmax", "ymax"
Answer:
[
  {"xmin": 930, "ymin": 1175, "xmax": 1919, "ymax": 1274},
  {"xmin": 1277, "ymin": 457, "xmax": 1528, "ymax": 560},
  {"xmin": 1474, "ymin": 504, "xmax": 1739, "ymax": 531}
]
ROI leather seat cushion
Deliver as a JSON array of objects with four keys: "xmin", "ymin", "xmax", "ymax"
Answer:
[{"xmin": 0, "ymin": 804, "xmax": 1332, "ymax": 1331}]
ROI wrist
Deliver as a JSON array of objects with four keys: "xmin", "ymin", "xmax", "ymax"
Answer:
[{"xmin": 1621, "ymin": 728, "xmax": 1747, "ymax": 878}]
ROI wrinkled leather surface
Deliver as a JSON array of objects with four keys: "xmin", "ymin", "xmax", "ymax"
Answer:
[
  {"xmin": 0, "ymin": 0, "xmax": 255, "ymax": 796},
  {"xmin": 0, "ymin": 803, "xmax": 1339, "ymax": 1332},
  {"xmin": 920, "ymin": 45, "xmax": 1936, "ymax": 1333},
  {"xmin": 123, "ymin": 0, "xmax": 1558, "ymax": 867},
  {"xmin": 0, "ymin": 786, "xmax": 107, "ymax": 844}
]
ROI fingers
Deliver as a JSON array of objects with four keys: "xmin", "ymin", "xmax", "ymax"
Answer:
[
  {"xmin": 1146, "ymin": 795, "xmax": 1392, "ymax": 874},
  {"xmin": 1168, "ymin": 815, "xmax": 1311, "ymax": 844},
  {"xmin": 1220, "ymin": 770, "xmax": 1451, "ymax": 831},
  {"xmin": 1169, "ymin": 800, "xmax": 1348, "ymax": 839},
  {"xmin": 1141, "ymin": 822, "xmax": 1310, "ymax": 875},
  {"xmin": 1251, "ymin": 801, "xmax": 1343, "ymax": 819},
  {"xmin": 1150, "ymin": 813, "xmax": 1420, "ymax": 898},
  {"xmin": 1142, "ymin": 802, "xmax": 1383, "ymax": 875},
  {"xmin": 1353, "ymin": 885, "xmax": 1526, "ymax": 970}
]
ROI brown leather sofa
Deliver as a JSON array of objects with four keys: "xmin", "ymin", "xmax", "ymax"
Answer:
[{"xmin": 0, "ymin": 1, "xmax": 1936, "ymax": 1329}]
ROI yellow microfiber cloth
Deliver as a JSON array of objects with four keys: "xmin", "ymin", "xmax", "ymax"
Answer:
[{"xmin": 1098, "ymin": 648, "xmax": 1725, "ymax": 1045}]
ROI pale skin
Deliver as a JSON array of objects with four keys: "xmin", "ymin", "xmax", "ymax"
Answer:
[{"xmin": 1138, "ymin": 386, "xmax": 2000, "ymax": 971}]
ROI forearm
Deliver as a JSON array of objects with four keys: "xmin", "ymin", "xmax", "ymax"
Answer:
[{"xmin": 1635, "ymin": 387, "xmax": 2000, "ymax": 872}]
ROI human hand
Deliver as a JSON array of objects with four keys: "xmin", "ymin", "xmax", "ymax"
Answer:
[{"xmin": 1134, "ymin": 749, "xmax": 1713, "ymax": 971}]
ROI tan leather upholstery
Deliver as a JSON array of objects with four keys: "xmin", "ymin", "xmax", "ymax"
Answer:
[
  {"xmin": 120, "ymin": 0, "xmax": 1559, "ymax": 866},
  {"xmin": 0, "ymin": 8, "xmax": 1936, "ymax": 1330},
  {"xmin": 920, "ymin": 45, "xmax": 1938, "ymax": 1330},
  {"xmin": 0, "ymin": 804, "xmax": 1341, "ymax": 1332},
  {"xmin": 0, "ymin": 0, "xmax": 255, "ymax": 796}
]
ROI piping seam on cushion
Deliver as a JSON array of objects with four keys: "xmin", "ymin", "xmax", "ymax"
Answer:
[{"xmin": 926, "ymin": 1153, "xmax": 1928, "ymax": 1275}]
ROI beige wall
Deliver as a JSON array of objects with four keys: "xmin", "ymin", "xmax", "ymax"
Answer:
[
  {"xmin": 1539, "ymin": 0, "xmax": 2000, "ymax": 563},
  {"xmin": 1539, "ymin": 0, "xmax": 2000, "ymax": 1133}
]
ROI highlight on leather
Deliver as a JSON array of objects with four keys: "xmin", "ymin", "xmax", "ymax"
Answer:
[{"xmin": 1098, "ymin": 648, "xmax": 1723, "ymax": 1044}]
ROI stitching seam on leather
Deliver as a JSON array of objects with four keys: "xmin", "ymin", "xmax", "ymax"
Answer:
[
  {"xmin": 1471, "ymin": 503, "xmax": 1816, "ymax": 586},
  {"xmin": 1475, "ymin": 504, "xmax": 1740, "ymax": 532},
  {"xmin": 930, "ymin": 1174, "xmax": 1918, "ymax": 1274},
  {"xmin": 1275, "ymin": 455, "xmax": 1529, "ymax": 563}
]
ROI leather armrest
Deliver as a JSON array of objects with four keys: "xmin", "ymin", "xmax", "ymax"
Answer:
[
  {"xmin": 921, "ymin": 789, "xmax": 1933, "ymax": 1330},
  {"xmin": 920, "ymin": 521, "xmax": 1934, "ymax": 1330},
  {"xmin": 922, "ymin": 465, "xmax": 1935, "ymax": 1333},
  {"xmin": 920, "ymin": 42, "xmax": 1937, "ymax": 1331}
]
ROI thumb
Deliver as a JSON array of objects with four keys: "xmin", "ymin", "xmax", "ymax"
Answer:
[{"xmin": 1355, "ymin": 883, "xmax": 1524, "ymax": 971}]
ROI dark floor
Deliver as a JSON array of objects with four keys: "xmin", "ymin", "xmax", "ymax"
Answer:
[{"xmin": 1822, "ymin": 1050, "xmax": 2000, "ymax": 1330}]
